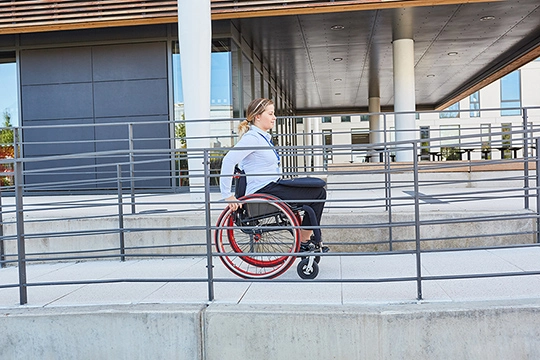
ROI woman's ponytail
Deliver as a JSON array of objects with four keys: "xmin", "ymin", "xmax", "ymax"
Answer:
[{"xmin": 237, "ymin": 119, "xmax": 250, "ymax": 138}]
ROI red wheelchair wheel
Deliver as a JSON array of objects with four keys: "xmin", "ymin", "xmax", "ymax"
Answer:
[{"xmin": 215, "ymin": 194, "xmax": 301, "ymax": 279}]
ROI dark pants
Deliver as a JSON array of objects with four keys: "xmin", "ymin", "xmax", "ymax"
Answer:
[{"xmin": 256, "ymin": 182, "xmax": 326, "ymax": 227}]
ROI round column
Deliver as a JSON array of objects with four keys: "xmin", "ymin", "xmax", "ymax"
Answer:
[
  {"xmin": 178, "ymin": 0, "xmax": 212, "ymax": 201},
  {"xmin": 369, "ymin": 96, "xmax": 382, "ymax": 162},
  {"xmin": 392, "ymin": 7, "xmax": 417, "ymax": 163}
]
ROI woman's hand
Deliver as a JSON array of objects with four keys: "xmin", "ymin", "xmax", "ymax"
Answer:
[{"xmin": 225, "ymin": 195, "xmax": 242, "ymax": 211}]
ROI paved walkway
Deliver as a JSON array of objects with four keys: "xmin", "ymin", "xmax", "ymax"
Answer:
[
  {"xmin": 1, "ymin": 174, "xmax": 539, "ymax": 309},
  {"xmin": 1, "ymin": 246, "xmax": 540, "ymax": 308}
]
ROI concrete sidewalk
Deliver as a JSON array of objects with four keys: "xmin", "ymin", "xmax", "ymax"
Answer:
[
  {"xmin": 0, "ymin": 179, "xmax": 539, "ymax": 308},
  {"xmin": 1, "ymin": 246, "xmax": 540, "ymax": 309}
]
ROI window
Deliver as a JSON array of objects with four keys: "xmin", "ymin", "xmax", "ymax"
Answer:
[
  {"xmin": 341, "ymin": 115, "xmax": 351, "ymax": 122},
  {"xmin": 172, "ymin": 40, "xmax": 233, "ymax": 187},
  {"xmin": 242, "ymin": 54, "xmax": 253, "ymax": 113},
  {"xmin": 295, "ymin": 118, "xmax": 303, "ymax": 124},
  {"xmin": 500, "ymin": 71, "xmax": 521, "ymax": 116},
  {"xmin": 0, "ymin": 52, "xmax": 18, "ymax": 126},
  {"xmin": 440, "ymin": 102, "xmax": 460, "ymax": 118},
  {"xmin": 351, "ymin": 130, "xmax": 369, "ymax": 144},
  {"xmin": 360, "ymin": 115, "xmax": 369, "ymax": 122},
  {"xmin": 173, "ymin": 40, "xmax": 233, "ymax": 121},
  {"xmin": 420, "ymin": 126, "xmax": 430, "ymax": 161},
  {"xmin": 253, "ymin": 67, "xmax": 262, "ymax": 99},
  {"xmin": 322, "ymin": 130, "xmax": 333, "ymax": 167},
  {"xmin": 351, "ymin": 129, "xmax": 371, "ymax": 162},
  {"xmin": 469, "ymin": 91, "xmax": 480, "ymax": 117},
  {"xmin": 480, "ymin": 124, "xmax": 491, "ymax": 160},
  {"xmin": 439, "ymin": 125, "xmax": 461, "ymax": 160},
  {"xmin": 501, "ymin": 123, "xmax": 512, "ymax": 159},
  {"xmin": 231, "ymin": 41, "xmax": 242, "ymax": 118},
  {"xmin": 323, "ymin": 130, "xmax": 332, "ymax": 146},
  {"xmin": 322, "ymin": 116, "xmax": 332, "ymax": 123}
]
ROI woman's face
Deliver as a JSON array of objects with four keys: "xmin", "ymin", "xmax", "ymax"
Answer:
[{"xmin": 254, "ymin": 104, "xmax": 276, "ymax": 131}]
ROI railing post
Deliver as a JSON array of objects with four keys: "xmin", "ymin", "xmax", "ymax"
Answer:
[
  {"xmin": 383, "ymin": 114, "xmax": 393, "ymax": 251},
  {"xmin": 0, "ymin": 186, "xmax": 5, "ymax": 268},
  {"xmin": 13, "ymin": 129, "xmax": 27, "ymax": 305},
  {"xmin": 523, "ymin": 108, "xmax": 530, "ymax": 209},
  {"xmin": 383, "ymin": 113, "xmax": 390, "ymax": 210},
  {"xmin": 117, "ymin": 164, "xmax": 126, "ymax": 261},
  {"xmin": 128, "ymin": 123, "xmax": 136, "ymax": 214},
  {"xmin": 534, "ymin": 138, "xmax": 540, "ymax": 243},
  {"xmin": 385, "ymin": 149, "xmax": 393, "ymax": 251},
  {"xmin": 203, "ymin": 149, "xmax": 215, "ymax": 301},
  {"xmin": 412, "ymin": 141, "xmax": 423, "ymax": 300},
  {"xmin": 310, "ymin": 129, "xmax": 314, "ymax": 172}
]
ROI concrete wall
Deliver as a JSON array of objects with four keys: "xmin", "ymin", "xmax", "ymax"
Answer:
[
  {"xmin": 2, "ymin": 300, "xmax": 540, "ymax": 359},
  {"xmin": 205, "ymin": 301, "xmax": 540, "ymax": 359},
  {"xmin": 0, "ymin": 304, "xmax": 203, "ymax": 360}
]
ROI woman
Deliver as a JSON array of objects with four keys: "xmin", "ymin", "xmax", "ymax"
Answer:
[{"xmin": 220, "ymin": 97, "xmax": 327, "ymax": 250}]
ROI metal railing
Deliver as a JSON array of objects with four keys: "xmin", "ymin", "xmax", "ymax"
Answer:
[{"xmin": 1, "ymin": 107, "xmax": 540, "ymax": 305}]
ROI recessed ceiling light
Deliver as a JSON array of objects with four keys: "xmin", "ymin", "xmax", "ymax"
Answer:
[
  {"xmin": 447, "ymin": 52, "xmax": 458, "ymax": 56},
  {"xmin": 480, "ymin": 15, "xmax": 495, "ymax": 21},
  {"xmin": 334, "ymin": 78, "xmax": 342, "ymax": 82},
  {"xmin": 333, "ymin": 57, "xmax": 343, "ymax": 62},
  {"xmin": 331, "ymin": 25, "xmax": 345, "ymax": 30}
]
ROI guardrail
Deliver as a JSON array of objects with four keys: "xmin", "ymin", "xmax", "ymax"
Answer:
[{"xmin": 1, "ymin": 110, "xmax": 540, "ymax": 305}]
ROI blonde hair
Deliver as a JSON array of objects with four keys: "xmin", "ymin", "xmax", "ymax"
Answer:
[{"xmin": 238, "ymin": 98, "xmax": 274, "ymax": 138}]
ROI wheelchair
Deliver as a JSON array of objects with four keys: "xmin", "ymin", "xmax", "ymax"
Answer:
[{"xmin": 214, "ymin": 169, "xmax": 325, "ymax": 280}]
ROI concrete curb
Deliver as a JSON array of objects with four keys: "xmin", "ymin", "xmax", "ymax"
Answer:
[{"xmin": 2, "ymin": 299, "xmax": 540, "ymax": 359}]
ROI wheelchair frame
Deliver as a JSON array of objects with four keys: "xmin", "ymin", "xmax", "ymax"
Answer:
[{"xmin": 214, "ymin": 193, "xmax": 323, "ymax": 279}]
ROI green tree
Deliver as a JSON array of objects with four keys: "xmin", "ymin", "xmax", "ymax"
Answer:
[
  {"xmin": 1, "ymin": 110, "xmax": 14, "ymax": 145},
  {"xmin": 175, "ymin": 122, "xmax": 186, "ymax": 148},
  {"xmin": 0, "ymin": 110, "xmax": 14, "ymax": 186}
]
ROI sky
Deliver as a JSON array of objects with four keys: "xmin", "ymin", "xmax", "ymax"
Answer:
[{"xmin": 0, "ymin": 63, "xmax": 19, "ymax": 126}]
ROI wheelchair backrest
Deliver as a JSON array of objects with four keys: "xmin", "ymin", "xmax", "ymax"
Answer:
[{"xmin": 234, "ymin": 165, "xmax": 247, "ymax": 198}]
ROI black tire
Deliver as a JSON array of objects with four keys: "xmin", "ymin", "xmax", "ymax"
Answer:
[{"xmin": 297, "ymin": 258, "xmax": 319, "ymax": 279}]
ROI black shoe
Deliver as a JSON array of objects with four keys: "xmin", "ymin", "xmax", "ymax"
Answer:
[
  {"xmin": 300, "ymin": 242, "xmax": 315, "ymax": 252},
  {"xmin": 300, "ymin": 236, "xmax": 330, "ymax": 253},
  {"xmin": 309, "ymin": 235, "xmax": 330, "ymax": 253}
]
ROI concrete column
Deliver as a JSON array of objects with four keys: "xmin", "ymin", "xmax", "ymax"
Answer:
[
  {"xmin": 178, "ymin": 0, "xmax": 212, "ymax": 202},
  {"xmin": 305, "ymin": 117, "xmax": 322, "ymax": 171},
  {"xmin": 368, "ymin": 48, "xmax": 382, "ymax": 161},
  {"xmin": 369, "ymin": 96, "xmax": 382, "ymax": 162},
  {"xmin": 392, "ymin": 8, "xmax": 416, "ymax": 162},
  {"xmin": 312, "ymin": 118, "xmax": 323, "ymax": 170}
]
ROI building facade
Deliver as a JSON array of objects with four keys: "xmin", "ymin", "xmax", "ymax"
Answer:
[
  {"xmin": 0, "ymin": 1, "xmax": 539, "ymax": 189},
  {"xmin": 305, "ymin": 59, "xmax": 540, "ymax": 164}
]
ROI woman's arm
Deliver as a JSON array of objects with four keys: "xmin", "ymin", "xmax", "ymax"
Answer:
[{"xmin": 219, "ymin": 134, "xmax": 257, "ymax": 199}]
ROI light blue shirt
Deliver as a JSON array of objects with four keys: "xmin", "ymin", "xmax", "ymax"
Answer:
[{"xmin": 220, "ymin": 125, "xmax": 281, "ymax": 199}]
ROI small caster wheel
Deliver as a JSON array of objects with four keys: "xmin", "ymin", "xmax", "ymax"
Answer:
[{"xmin": 297, "ymin": 258, "xmax": 319, "ymax": 279}]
